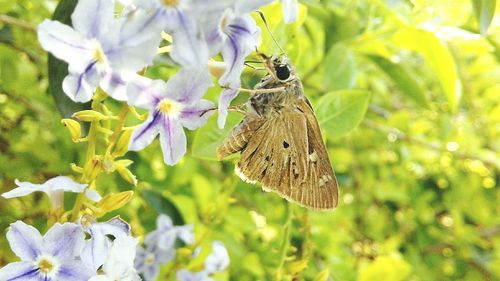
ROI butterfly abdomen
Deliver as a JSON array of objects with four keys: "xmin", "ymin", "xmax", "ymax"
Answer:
[{"xmin": 216, "ymin": 118, "xmax": 264, "ymax": 160}]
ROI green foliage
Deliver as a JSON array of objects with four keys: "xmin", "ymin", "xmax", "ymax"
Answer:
[{"xmin": 1, "ymin": 0, "xmax": 500, "ymax": 281}]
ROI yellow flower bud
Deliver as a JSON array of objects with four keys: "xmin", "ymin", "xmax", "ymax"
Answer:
[
  {"xmin": 96, "ymin": 191, "xmax": 134, "ymax": 215},
  {"xmin": 61, "ymin": 119, "xmax": 81, "ymax": 141},
  {"xmin": 176, "ymin": 248, "xmax": 192, "ymax": 259},
  {"xmin": 285, "ymin": 259, "xmax": 309, "ymax": 275},
  {"xmin": 113, "ymin": 129, "xmax": 133, "ymax": 157},
  {"xmin": 116, "ymin": 165, "xmax": 138, "ymax": 186},
  {"xmin": 72, "ymin": 110, "xmax": 108, "ymax": 122},
  {"xmin": 313, "ymin": 268, "xmax": 330, "ymax": 281},
  {"xmin": 83, "ymin": 155, "xmax": 103, "ymax": 181}
]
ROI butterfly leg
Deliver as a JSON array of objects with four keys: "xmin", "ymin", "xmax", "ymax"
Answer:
[{"xmin": 221, "ymin": 85, "xmax": 285, "ymax": 95}]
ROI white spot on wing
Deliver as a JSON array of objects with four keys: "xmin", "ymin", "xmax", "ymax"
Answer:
[
  {"xmin": 309, "ymin": 151, "xmax": 318, "ymax": 162},
  {"xmin": 235, "ymin": 165, "xmax": 257, "ymax": 184}
]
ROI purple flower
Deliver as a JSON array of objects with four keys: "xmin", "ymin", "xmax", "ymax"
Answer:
[
  {"xmin": 176, "ymin": 240, "xmax": 230, "ymax": 281},
  {"xmin": 127, "ymin": 68, "xmax": 214, "ymax": 165},
  {"xmin": 37, "ymin": 0, "xmax": 163, "ymax": 102},
  {"xmin": 145, "ymin": 214, "xmax": 195, "ymax": 250},
  {"xmin": 0, "ymin": 221, "xmax": 94, "ymax": 281},
  {"xmin": 80, "ymin": 216, "xmax": 131, "ymax": 271},
  {"xmin": 135, "ymin": 243, "xmax": 174, "ymax": 281}
]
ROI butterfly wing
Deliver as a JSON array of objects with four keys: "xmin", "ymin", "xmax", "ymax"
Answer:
[{"xmin": 236, "ymin": 98, "xmax": 338, "ymax": 210}]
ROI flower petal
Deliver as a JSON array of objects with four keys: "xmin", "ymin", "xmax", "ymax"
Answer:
[
  {"xmin": 81, "ymin": 229, "xmax": 110, "ymax": 271},
  {"xmin": 6, "ymin": 221, "xmax": 42, "ymax": 261},
  {"xmin": 45, "ymin": 176, "xmax": 87, "ymax": 193},
  {"xmin": 282, "ymin": 0, "xmax": 298, "ymax": 23},
  {"xmin": 37, "ymin": 20, "xmax": 93, "ymax": 73},
  {"xmin": 71, "ymin": 0, "xmax": 115, "ymax": 39},
  {"xmin": 217, "ymin": 87, "xmax": 239, "ymax": 129},
  {"xmin": 102, "ymin": 237, "xmax": 140, "ymax": 280},
  {"xmin": 57, "ymin": 260, "xmax": 95, "ymax": 281},
  {"xmin": 164, "ymin": 68, "xmax": 213, "ymax": 104},
  {"xmin": 0, "ymin": 261, "xmax": 41, "ymax": 281},
  {"xmin": 158, "ymin": 115, "xmax": 187, "ymax": 165},
  {"xmin": 180, "ymin": 100, "xmax": 215, "ymax": 130},
  {"xmin": 44, "ymin": 223, "xmax": 85, "ymax": 260},
  {"xmin": 62, "ymin": 65, "xmax": 102, "ymax": 103},
  {"xmin": 127, "ymin": 75, "xmax": 164, "ymax": 110},
  {"xmin": 129, "ymin": 111, "xmax": 162, "ymax": 151},
  {"xmin": 1, "ymin": 179, "xmax": 44, "ymax": 199},
  {"xmin": 169, "ymin": 12, "xmax": 209, "ymax": 67},
  {"xmin": 157, "ymin": 214, "xmax": 174, "ymax": 230},
  {"xmin": 220, "ymin": 15, "xmax": 259, "ymax": 86},
  {"xmin": 176, "ymin": 269, "xmax": 211, "ymax": 281},
  {"xmin": 176, "ymin": 225, "xmax": 195, "ymax": 244},
  {"xmin": 85, "ymin": 189, "xmax": 102, "ymax": 202},
  {"xmin": 99, "ymin": 71, "xmax": 132, "ymax": 101},
  {"xmin": 204, "ymin": 241, "xmax": 230, "ymax": 274},
  {"xmin": 157, "ymin": 229, "xmax": 177, "ymax": 250}
]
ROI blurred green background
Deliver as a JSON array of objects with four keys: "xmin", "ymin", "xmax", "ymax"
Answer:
[{"xmin": 1, "ymin": 0, "xmax": 500, "ymax": 280}]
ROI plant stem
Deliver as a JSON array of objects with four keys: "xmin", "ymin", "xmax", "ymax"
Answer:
[
  {"xmin": 275, "ymin": 203, "xmax": 293, "ymax": 281},
  {"xmin": 106, "ymin": 105, "xmax": 129, "ymax": 155}
]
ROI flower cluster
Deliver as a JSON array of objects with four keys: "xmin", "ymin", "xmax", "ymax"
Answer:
[
  {"xmin": 0, "ymin": 213, "xmax": 229, "ymax": 281},
  {"xmin": 37, "ymin": 0, "xmax": 298, "ymax": 166}
]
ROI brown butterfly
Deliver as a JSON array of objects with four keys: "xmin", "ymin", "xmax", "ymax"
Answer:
[{"xmin": 217, "ymin": 52, "xmax": 339, "ymax": 211}]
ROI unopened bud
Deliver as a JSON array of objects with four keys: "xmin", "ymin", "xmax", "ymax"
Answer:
[
  {"xmin": 177, "ymin": 248, "xmax": 192, "ymax": 258},
  {"xmin": 72, "ymin": 110, "xmax": 108, "ymax": 122},
  {"xmin": 313, "ymin": 268, "xmax": 330, "ymax": 281},
  {"xmin": 83, "ymin": 155, "xmax": 103, "ymax": 181},
  {"xmin": 285, "ymin": 259, "xmax": 309, "ymax": 275},
  {"xmin": 61, "ymin": 119, "xmax": 81, "ymax": 140},
  {"xmin": 116, "ymin": 165, "xmax": 138, "ymax": 186},
  {"xmin": 70, "ymin": 163, "xmax": 84, "ymax": 173},
  {"xmin": 114, "ymin": 129, "xmax": 133, "ymax": 157},
  {"xmin": 96, "ymin": 191, "xmax": 134, "ymax": 214}
]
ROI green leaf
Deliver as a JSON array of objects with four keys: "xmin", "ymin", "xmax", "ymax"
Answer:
[
  {"xmin": 392, "ymin": 27, "xmax": 462, "ymax": 112},
  {"xmin": 368, "ymin": 55, "xmax": 430, "ymax": 109},
  {"xmin": 48, "ymin": 0, "xmax": 90, "ymax": 118},
  {"xmin": 315, "ymin": 90, "xmax": 371, "ymax": 139},
  {"xmin": 191, "ymin": 113, "xmax": 243, "ymax": 161},
  {"xmin": 472, "ymin": 0, "xmax": 497, "ymax": 36},
  {"xmin": 324, "ymin": 43, "xmax": 356, "ymax": 91},
  {"xmin": 142, "ymin": 189, "xmax": 185, "ymax": 225}
]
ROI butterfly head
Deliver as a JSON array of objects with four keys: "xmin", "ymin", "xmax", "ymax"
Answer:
[{"xmin": 256, "ymin": 51, "xmax": 296, "ymax": 83}]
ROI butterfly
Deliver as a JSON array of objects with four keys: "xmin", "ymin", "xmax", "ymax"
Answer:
[{"xmin": 217, "ymin": 52, "xmax": 339, "ymax": 211}]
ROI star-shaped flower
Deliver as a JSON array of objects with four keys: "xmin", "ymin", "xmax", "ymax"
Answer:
[
  {"xmin": 0, "ymin": 221, "xmax": 94, "ymax": 281},
  {"xmin": 127, "ymin": 68, "xmax": 214, "ymax": 165},
  {"xmin": 37, "ymin": 0, "xmax": 164, "ymax": 102}
]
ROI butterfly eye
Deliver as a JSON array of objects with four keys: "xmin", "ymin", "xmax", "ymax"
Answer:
[{"xmin": 276, "ymin": 64, "xmax": 291, "ymax": 81}]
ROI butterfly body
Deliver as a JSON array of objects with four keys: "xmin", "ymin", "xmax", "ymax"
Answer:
[{"xmin": 217, "ymin": 55, "xmax": 339, "ymax": 210}]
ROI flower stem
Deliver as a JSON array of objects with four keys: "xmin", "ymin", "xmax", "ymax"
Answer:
[
  {"xmin": 275, "ymin": 203, "xmax": 293, "ymax": 281},
  {"xmin": 106, "ymin": 104, "xmax": 129, "ymax": 155}
]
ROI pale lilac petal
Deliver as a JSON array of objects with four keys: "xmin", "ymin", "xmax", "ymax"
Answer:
[
  {"xmin": 85, "ymin": 189, "xmax": 102, "ymax": 202},
  {"xmin": 89, "ymin": 276, "xmax": 112, "ymax": 281},
  {"xmin": 205, "ymin": 241, "xmax": 229, "ymax": 273},
  {"xmin": 158, "ymin": 116, "xmax": 187, "ymax": 165},
  {"xmin": 44, "ymin": 223, "xmax": 85, "ymax": 260},
  {"xmin": 62, "ymin": 66, "xmax": 102, "ymax": 103},
  {"xmin": 235, "ymin": 0, "xmax": 275, "ymax": 14},
  {"xmin": 157, "ymin": 214, "xmax": 173, "ymax": 230},
  {"xmin": 101, "ymin": 237, "xmax": 139, "ymax": 280},
  {"xmin": 44, "ymin": 176, "xmax": 87, "ymax": 193},
  {"xmin": 57, "ymin": 260, "xmax": 95, "ymax": 281},
  {"xmin": 6, "ymin": 221, "xmax": 42, "ymax": 261},
  {"xmin": 81, "ymin": 228, "xmax": 110, "ymax": 271},
  {"xmin": 105, "ymin": 217, "xmax": 131, "ymax": 237},
  {"xmin": 164, "ymin": 68, "xmax": 213, "ymax": 104},
  {"xmin": 37, "ymin": 20, "xmax": 93, "ymax": 73},
  {"xmin": 71, "ymin": 0, "xmax": 115, "ymax": 39},
  {"xmin": 180, "ymin": 100, "xmax": 215, "ymax": 130},
  {"xmin": 170, "ymin": 13, "xmax": 209, "ymax": 67},
  {"xmin": 129, "ymin": 112, "xmax": 162, "ymax": 151},
  {"xmin": 282, "ymin": 0, "xmax": 298, "ymax": 23},
  {"xmin": 100, "ymin": 71, "xmax": 132, "ymax": 101},
  {"xmin": 217, "ymin": 87, "xmax": 239, "ymax": 129},
  {"xmin": 0, "ymin": 261, "xmax": 41, "ymax": 281},
  {"xmin": 127, "ymin": 76, "xmax": 164, "ymax": 110},
  {"xmin": 220, "ymin": 14, "xmax": 259, "ymax": 86},
  {"xmin": 157, "ymin": 229, "xmax": 176, "ymax": 250},
  {"xmin": 176, "ymin": 225, "xmax": 195, "ymax": 244},
  {"xmin": 1, "ymin": 179, "xmax": 44, "ymax": 199}
]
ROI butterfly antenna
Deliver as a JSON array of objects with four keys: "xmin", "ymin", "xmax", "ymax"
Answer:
[{"xmin": 256, "ymin": 10, "xmax": 285, "ymax": 54}]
